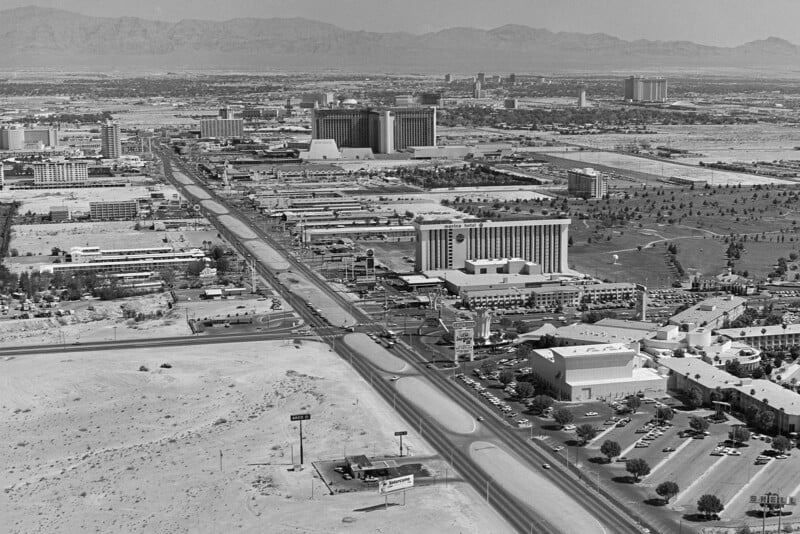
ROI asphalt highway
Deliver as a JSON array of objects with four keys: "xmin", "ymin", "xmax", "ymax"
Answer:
[{"xmin": 141, "ymin": 146, "xmax": 651, "ymax": 533}]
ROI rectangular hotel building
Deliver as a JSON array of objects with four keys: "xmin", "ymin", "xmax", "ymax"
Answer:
[{"xmin": 414, "ymin": 218, "xmax": 570, "ymax": 273}]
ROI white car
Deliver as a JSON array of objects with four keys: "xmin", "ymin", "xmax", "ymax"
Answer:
[
  {"xmin": 389, "ymin": 376, "xmax": 399, "ymax": 381},
  {"xmin": 585, "ymin": 412, "xmax": 599, "ymax": 417},
  {"xmin": 563, "ymin": 424, "xmax": 577, "ymax": 431}
]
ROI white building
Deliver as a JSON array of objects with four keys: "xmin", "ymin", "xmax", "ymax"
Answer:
[
  {"xmin": 33, "ymin": 160, "xmax": 89, "ymax": 185},
  {"xmin": 414, "ymin": 218, "xmax": 570, "ymax": 273},
  {"xmin": 528, "ymin": 343, "xmax": 666, "ymax": 401},
  {"xmin": 567, "ymin": 168, "xmax": 607, "ymax": 199}
]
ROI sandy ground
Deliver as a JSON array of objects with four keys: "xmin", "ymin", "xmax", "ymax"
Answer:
[
  {"xmin": 1, "ymin": 185, "xmax": 180, "ymax": 215},
  {"xmin": 1, "ymin": 340, "xmax": 511, "ymax": 534},
  {"xmin": 0, "ymin": 293, "xmax": 290, "ymax": 348},
  {"xmin": 8, "ymin": 222, "xmax": 220, "ymax": 258},
  {"xmin": 539, "ymin": 149, "xmax": 790, "ymax": 186}
]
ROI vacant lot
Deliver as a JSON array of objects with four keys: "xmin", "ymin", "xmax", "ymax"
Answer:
[{"xmin": 1, "ymin": 340, "xmax": 506, "ymax": 534}]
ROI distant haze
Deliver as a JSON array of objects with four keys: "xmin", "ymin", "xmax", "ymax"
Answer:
[
  {"xmin": 0, "ymin": 5, "xmax": 799, "ymax": 74},
  {"xmin": 1, "ymin": 0, "xmax": 799, "ymax": 47}
]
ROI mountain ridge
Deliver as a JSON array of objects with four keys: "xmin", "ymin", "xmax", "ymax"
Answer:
[{"xmin": 1, "ymin": 5, "xmax": 798, "ymax": 72}]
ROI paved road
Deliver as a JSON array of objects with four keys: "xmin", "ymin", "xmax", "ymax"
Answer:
[{"xmin": 153, "ymin": 146, "xmax": 650, "ymax": 533}]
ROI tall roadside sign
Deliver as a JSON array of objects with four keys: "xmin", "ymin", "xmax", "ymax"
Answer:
[
  {"xmin": 453, "ymin": 320, "xmax": 476, "ymax": 362},
  {"xmin": 290, "ymin": 413, "xmax": 311, "ymax": 464}
]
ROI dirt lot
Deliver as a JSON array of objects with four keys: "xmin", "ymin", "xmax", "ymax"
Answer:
[
  {"xmin": 0, "ymin": 340, "xmax": 508, "ymax": 534},
  {"xmin": 7, "ymin": 221, "xmax": 222, "ymax": 258},
  {"xmin": 0, "ymin": 184, "xmax": 181, "ymax": 215}
]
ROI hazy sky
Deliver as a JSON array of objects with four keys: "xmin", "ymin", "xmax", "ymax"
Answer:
[{"xmin": 3, "ymin": 0, "xmax": 799, "ymax": 47}]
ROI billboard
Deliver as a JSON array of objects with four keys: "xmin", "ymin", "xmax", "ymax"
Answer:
[
  {"xmin": 378, "ymin": 475, "xmax": 414, "ymax": 495},
  {"xmin": 454, "ymin": 327, "xmax": 474, "ymax": 361}
]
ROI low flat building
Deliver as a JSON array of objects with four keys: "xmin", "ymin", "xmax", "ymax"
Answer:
[
  {"xmin": 718, "ymin": 323, "xmax": 800, "ymax": 350},
  {"xmin": 528, "ymin": 343, "xmax": 666, "ymax": 401},
  {"xmin": 669, "ymin": 295, "xmax": 746, "ymax": 330},
  {"xmin": 661, "ymin": 358, "xmax": 800, "ymax": 433},
  {"xmin": 554, "ymin": 322, "xmax": 658, "ymax": 349}
]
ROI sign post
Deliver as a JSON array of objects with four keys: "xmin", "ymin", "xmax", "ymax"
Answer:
[
  {"xmin": 378, "ymin": 474, "xmax": 414, "ymax": 511},
  {"xmin": 750, "ymin": 492, "xmax": 796, "ymax": 533},
  {"xmin": 290, "ymin": 413, "xmax": 311, "ymax": 464},
  {"xmin": 453, "ymin": 320, "xmax": 476, "ymax": 362},
  {"xmin": 394, "ymin": 430, "xmax": 408, "ymax": 457}
]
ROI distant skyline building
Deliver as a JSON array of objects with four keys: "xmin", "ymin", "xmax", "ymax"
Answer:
[
  {"xmin": 473, "ymin": 80, "xmax": 483, "ymax": 99},
  {"xmin": 101, "ymin": 120, "xmax": 121, "ymax": 159},
  {"xmin": 476, "ymin": 72, "xmax": 486, "ymax": 85},
  {"xmin": 0, "ymin": 126, "xmax": 25, "ymax": 150},
  {"xmin": 200, "ymin": 118, "xmax": 244, "ymax": 139},
  {"xmin": 577, "ymin": 85, "xmax": 588, "ymax": 108},
  {"xmin": 504, "ymin": 98, "xmax": 518, "ymax": 109},
  {"xmin": 508, "ymin": 73, "xmax": 516, "ymax": 85},
  {"xmin": 623, "ymin": 76, "xmax": 667, "ymax": 102},
  {"xmin": 444, "ymin": 73, "xmax": 452, "ymax": 83},
  {"xmin": 311, "ymin": 107, "xmax": 436, "ymax": 154},
  {"xmin": 567, "ymin": 167, "xmax": 607, "ymax": 199},
  {"xmin": 414, "ymin": 217, "xmax": 571, "ymax": 273},
  {"xmin": 33, "ymin": 159, "xmax": 89, "ymax": 185},
  {"xmin": 300, "ymin": 92, "xmax": 335, "ymax": 109}
]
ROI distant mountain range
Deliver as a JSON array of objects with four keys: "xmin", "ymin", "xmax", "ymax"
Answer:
[{"xmin": 1, "ymin": 6, "xmax": 799, "ymax": 73}]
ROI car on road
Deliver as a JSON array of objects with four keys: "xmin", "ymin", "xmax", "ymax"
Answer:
[
  {"xmin": 585, "ymin": 411, "xmax": 599, "ymax": 417},
  {"xmin": 477, "ymin": 416, "xmax": 484, "ymax": 422},
  {"xmin": 542, "ymin": 463, "xmax": 551, "ymax": 469},
  {"xmin": 552, "ymin": 445, "xmax": 564, "ymax": 452},
  {"xmin": 389, "ymin": 376, "xmax": 399, "ymax": 381},
  {"xmin": 562, "ymin": 424, "xmax": 577, "ymax": 431},
  {"xmin": 662, "ymin": 447, "xmax": 676, "ymax": 453}
]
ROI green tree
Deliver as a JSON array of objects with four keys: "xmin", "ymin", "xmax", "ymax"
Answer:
[
  {"xmin": 576, "ymin": 424, "xmax": 597, "ymax": 445},
  {"xmin": 686, "ymin": 387, "xmax": 704, "ymax": 409},
  {"xmin": 185, "ymin": 261, "xmax": 205, "ymax": 277},
  {"xmin": 626, "ymin": 395, "xmax": 641, "ymax": 413},
  {"xmin": 757, "ymin": 410, "xmax": 775, "ymax": 432},
  {"xmin": 655, "ymin": 406, "xmax": 674, "ymax": 422},
  {"xmin": 773, "ymin": 435, "xmax": 791, "ymax": 453},
  {"xmin": 728, "ymin": 426, "xmax": 750, "ymax": 447},
  {"xmin": 689, "ymin": 415, "xmax": 709, "ymax": 433},
  {"xmin": 552, "ymin": 408, "xmax": 574, "ymax": 428},
  {"xmin": 697, "ymin": 494, "xmax": 724, "ymax": 518},
  {"xmin": 600, "ymin": 440, "xmax": 621, "ymax": 463},
  {"xmin": 498, "ymin": 370, "xmax": 515, "ymax": 387},
  {"xmin": 655, "ymin": 481, "xmax": 680, "ymax": 504},
  {"xmin": 625, "ymin": 458, "xmax": 651, "ymax": 482},
  {"xmin": 529, "ymin": 395, "xmax": 554, "ymax": 414},
  {"xmin": 515, "ymin": 381, "xmax": 535, "ymax": 399}
]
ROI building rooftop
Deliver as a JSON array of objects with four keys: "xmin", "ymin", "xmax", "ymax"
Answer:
[
  {"xmin": 669, "ymin": 295, "xmax": 746, "ymax": 326},
  {"xmin": 719, "ymin": 324, "xmax": 800, "ymax": 338},
  {"xmin": 568, "ymin": 367, "xmax": 664, "ymax": 386},
  {"xmin": 423, "ymin": 269, "xmax": 556, "ymax": 289},
  {"xmin": 551, "ymin": 342, "xmax": 633, "ymax": 358},
  {"xmin": 555, "ymin": 323, "xmax": 658, "ymax": 345},
  {"xmin": 659, "ymin": 357, "xmax": 738, "ymax": 390},
  {"xmin": 595, "ymin": 318, "xmax": 661, "ymax": 332},
  {"xmin": 733, "ymin": 380, "xmax": 800, "ymax": 416}
]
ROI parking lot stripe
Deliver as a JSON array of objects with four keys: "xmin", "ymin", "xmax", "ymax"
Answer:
[
  {"xmin": 721, "ymin": 461, "xmax": 775, "ymax": 518},
  {"xmin": 586, "ymin": 424, "xmax": 617, "ymax": 448},
  {"xmin": 673, "ymin": 454, "xmax": 728, "ymax": 506},
  {"xmin": 643, "ymin": 437, "xmax": 693, "ymax": 480}
]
